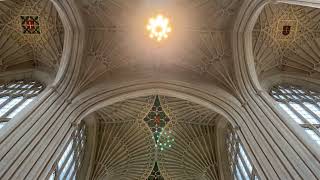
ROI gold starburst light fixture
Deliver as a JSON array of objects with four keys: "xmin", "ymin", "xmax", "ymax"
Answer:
[{"xmin": 146, "ymin": 14, "xmax": 172, "ymax": 42}]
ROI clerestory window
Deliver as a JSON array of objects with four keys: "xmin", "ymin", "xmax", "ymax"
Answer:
[
  {"xmin": 49, "ymin": 123, "xmax": 87, "ymax": 180},
  {"xmin": 270, "ymin": 85, "xmax": 320, "ymax": 146},
  {"xmin": 226, "ymin": 126, "xmax": 259, "ymax": 180},
  {"xmin": 0, "ymin": 80, "xmax": 44, "ymax": 129}
]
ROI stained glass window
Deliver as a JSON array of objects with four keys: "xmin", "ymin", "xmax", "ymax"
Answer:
[
  {"xmin": 270, "ymin": 85, "xmax": 320, "ymax": 146},
  {"xmin": 226, "ymin": 126, "xmax": 259, "ymax": 180},
  {"xmin": 49, "ymin": 123, "xmax": 86, "ymax": 180},
  {"xmin": 144, "ymin": 96, "xmax": 174, "ymax": 151},
  {"xmin": 0, "ymin": 80, "xmax": 44, "ymax": 130}
]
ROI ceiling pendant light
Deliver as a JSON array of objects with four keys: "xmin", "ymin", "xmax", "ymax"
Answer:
[{"xmin": 146, "ymin": 14, "xmax": 172, "ymax": 42}]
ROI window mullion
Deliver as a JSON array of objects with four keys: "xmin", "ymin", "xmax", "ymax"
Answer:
[
  {"xmin": 0, "ymin": 97, "xmax": 13, "ymax": 112},
  {"xmin": 235, "ymin": 142, "xmax": 248, "ymax": 180},
  {"xmin": 57, "ymin": 150, "xmax": 73, "ymax": 175},
  {"xmin": 70, "ymin": 165, "xmax": 77, "ymax": 180},
  {"xmin": 239, "ymin": 149, "xmax": 252, "ymax": 178},
  {"xmin": 301, "ymin": 124, "xmax": 320, "ymax": 129},
  {"xmin": 0, "ymin": 117, "xmax": 10, "ymax": 123},
  {"xmin": 76, "ymin": 141, "xmax": 86, "ymax": 173},
  {"xmin": 52, "ymin": 124, "xmax": 86, "ymax": 180},
  {"xmin": 235, "ymin": 165, "xmax": 243, "ymax": 180},
  {"xmin": 236, "ymin": 161, "xmax": 247, "ymax": 180},
  {"xmin": 2, "ymin": 98, "xmax": 27, "ymax": 118},
  {"xmin": 289, "ymin": 105, "xmax": 320, "ymax": 137},
  {"xmin": 0, "ymin": 80, "xmax": 44, "ymax": 128},
  {"xmin": 286, "ymin": 102, "xmax": 310, "ymax": 124},
  {"xmin": 271, "ymin": 85, "xmax": 320, "ymax": 147},
  {"xmin": 288, "ymin": 103, "xmax": 320, "ymax": 137},
  {"xmin": 300, "ymin": 103, "xmax": 320, "ymax": 124},
  {"xmin": 312, "ymin": 103, "xmax": 320, "ymax": 115},
  {"xmin": 57, "ymin": 138, "xmax": 73, "ymax": 172},
  {"xmin": 73, "ymin": 136, "xmax": 80, "ymax": 171},
  {"xmin": 63, "ymin": 157, "xmax": 75, "ymax": 180}
]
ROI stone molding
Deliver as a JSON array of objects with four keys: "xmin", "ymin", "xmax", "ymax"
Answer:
[{"xmin": 0, "ymin": 0, "xmax": 320, "ymax": 180}]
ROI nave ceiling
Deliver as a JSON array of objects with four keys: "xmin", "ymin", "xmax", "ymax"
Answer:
[
  {"xmin": 1, "ymin": 0, "xmax": 320, "ymax": 96},
  {"xmin": 0, "ymin": 0, "xmax": 319, "ymax": 99},
  {"xmin": 1, "ymin": 1, "xmax": 320, "ymax": 180},
  {"xmin": 76, "ymin": 0, "xmax": 244, "ymax": 95},
  {"xmin": 89, "ymin": 95, "xmax": 224, "ymax": 180}
]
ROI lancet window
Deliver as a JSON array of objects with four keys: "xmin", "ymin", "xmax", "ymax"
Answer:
[
  {"xmin": 49, "ymin": 123, "xmax": 87, "ymax": 180},
  {"xmin": 226, "ymin": 126, "xmax": 259, "ymax": 180}
]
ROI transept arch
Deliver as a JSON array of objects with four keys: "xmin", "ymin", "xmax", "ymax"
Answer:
[
  {"xmin": 233, "ymin": 0, "xmax": 320, "ymax": 179},
  {"xmin": 0, "ymin": 0, "xmax": 320, "ymax": 179}
]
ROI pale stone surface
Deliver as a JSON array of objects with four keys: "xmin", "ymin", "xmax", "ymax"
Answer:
[{"xmin": 0, "ymin": 0, "xmax": 319, "ymax": 180}]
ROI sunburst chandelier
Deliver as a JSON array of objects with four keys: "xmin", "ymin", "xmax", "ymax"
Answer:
[{"xmin": 146, "ymin": 14, "xmax": 172, "ymax": 42}]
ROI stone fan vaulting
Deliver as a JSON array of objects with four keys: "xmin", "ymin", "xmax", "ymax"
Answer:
[
  {"xmin": 91, "ymin": 95, "xmax": 220, "ymax": 180},
  {"xmin": 76, "ymin": 0, "xmax": 243, "ymax": 96},
  {"xmin": 253, "ymin": 3, "xmax": 320, "ymax": 79},
  {"xmin": 2, "ymin": 0, "xmax": 320, "ymax": 180},
  {"xmin": 0, "ymin": 0, "xmax": 64, "ymax": 74}
]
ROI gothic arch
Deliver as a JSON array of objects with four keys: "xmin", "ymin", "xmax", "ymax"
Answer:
[
  {"xmin": 65, "ymin": 81, "xmax": 274, "ymax": 179},
  {"xmin": 233, "ymin": 0, "xmax": 320, "ymax": 94},
  {"xmin": 233, "ymin": 0, "xmax": 320, "ymax": 179},
  {"xmin": 49, "ymin": 0, "xmax": 85, "ymax": 89},
  {"xmin": 0, "ymin": 1, "xmax": 85, "ymax": 179},
  {"xmin": 1, "ymin": 0, "xmax": 320, "ymax": 179},
  {"xmin": 261, "ymin": 74, "xmax": 320, "ymax": 93}
]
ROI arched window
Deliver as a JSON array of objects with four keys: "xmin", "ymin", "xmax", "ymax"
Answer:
[
  {"xmin": 0, "ymin": 80, "xmax": 44, "ymax": 129},
  {"xmin": 270, "ymin": 84, "xmax": 320, "ymax": 146},
  {"xmin": 226, "ymin": 126, "xmax": 259, "ymax": 180},
  {"xmin": 49, "ymin": 123, "xmax": 87, "ymax": 180}
]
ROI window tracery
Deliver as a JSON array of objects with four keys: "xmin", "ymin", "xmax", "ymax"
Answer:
[
  {"xmin": 49, "ymin": 123, "xmax": 86, "ymax": 180},
  {"xmin": 0, "ymin": 80, "xmax": 44, "ymax": 129},
  {"xmin": 270, "ymin": 84, "xmax": 320, "ymax": 146},
  {"xmin": 226, "ymin": 126, "xmax": 259, "ymax": 180}
]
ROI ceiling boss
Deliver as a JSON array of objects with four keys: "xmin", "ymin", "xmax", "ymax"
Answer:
[{"xmin": 146, "ymin": 14, "xmax": 172, "ymax": 42}]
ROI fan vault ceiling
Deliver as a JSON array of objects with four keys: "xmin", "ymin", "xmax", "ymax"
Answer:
[
  {"xmin": 0, "ymin": 1, "xmax": 318, "ymax": 93},
  {"xmin": 76, "ymin": 0, "xmax": 244, "ymax": 95},
  {"xmin": 253, "ymin": 3, "xmax": 320, "ymax": 79},
  {"xmin": 1, "ymin": 0, "xmax": 320, "ymax": 180},
  {"xmin": 0, "ymin": 0, "xmax": 64, "ymax": 74},
  {"xmin": 90, "ymin": 95, "xmax": 223, "ymax": 180}
]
